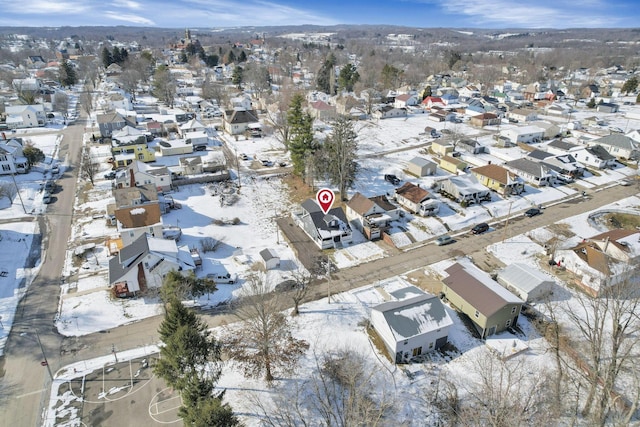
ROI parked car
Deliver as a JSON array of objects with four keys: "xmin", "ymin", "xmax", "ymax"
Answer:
[
  {"xmin": 104, "ymin": 171, "xmax": 116, "ymax": 179},
  {"xmin": 435, "ymin": 235, "xmax": 455, "ymax": 246},
  {"xmin": 239, "ymin": 153, "xmax": 249, "ymax": 161},
  {"xmin": 51, "ymin": 164, "xmax": 60, "ymax": 175},
  {"xmin": 384, "ymin": 174, "xmax": 401, "ymax": 185},
  {"xmin": 42, "ymin": 192, "xmax": 52, "ymax": 204},
  {"xmin": 261, "ymin": 159, "xmax": 273, "ymax": 167},
  {"xmin": 524, "ymin": 208, "xmax": 542, "ymax": 217},
  {"xmin": 471, "ymin": 223, "xmax": 489, "ymax": 234}
]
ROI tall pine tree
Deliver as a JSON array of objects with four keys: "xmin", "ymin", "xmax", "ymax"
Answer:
[{"xmin": 287, "ymin": 93, "xmax": 315, "ymax": 180}]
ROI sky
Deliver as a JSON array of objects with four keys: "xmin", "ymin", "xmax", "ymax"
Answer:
[{"xmin": 0, "ymin": 0, "xmax": 639, "ymax": 29}]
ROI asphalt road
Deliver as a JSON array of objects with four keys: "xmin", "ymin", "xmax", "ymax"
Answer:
[
  {"xmin": 0, "ymin": 106, "xmax": 638, "ymax": 426},
  {"xmin": 0, "ymin": 112, "xmax": 84, "ymax": 426}
]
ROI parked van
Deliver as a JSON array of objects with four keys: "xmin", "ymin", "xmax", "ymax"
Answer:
[{"xmin": 206, "ymin": 272, "xmax": 237, "ymax": 284}]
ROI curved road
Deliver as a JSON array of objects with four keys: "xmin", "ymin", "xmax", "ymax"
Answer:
[{"xmin": 0, "ymin": 104, "xmax": 638, "ymax": 426}]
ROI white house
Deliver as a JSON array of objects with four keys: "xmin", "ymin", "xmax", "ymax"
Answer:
[
  {"xmin": 108, "ymin": 233, "xmax": 196, "ymax": 296},
  {"xmin": 0, "ymin": 138, "xmax": 29, "ymax": 174},
  {"xmin": 115, "ymin": 203, "xmax": 164, "ymax": 246},
  {"xmin": 504, "ymin": 158, "xmax": 554, "ymax": 186},
  {"xmin": 589, "ymin": 135, "xmax": 639, "ymax": 160},
  {"xmin": 346, "ymin": 192, "xmax": 400, "ymax": 240},
  {"xmin": 293, "ymin": 199, "xmax": 352, "ymax": 249},
  {"xmin": 5, "ymin": 104, "xmax": 46, "ymax": 128},
  {"xmin": 370, "ymin": 286, "xmax": 453, "ymax": 363},
  {"xmin": 394, "ymin": 182, "xmax": 439, "ymax": 216},
  {"xmin": 571, "ymin": 145, "xmax": 617, "ymax": 169},
  {"xmin": 500, "ymin": 126, "xmax": 545, "ymax": 144},
  {"xmin": 497, "ymin": 263, "xmax": 555, "ymax": 302},
  {"xmin": 114, "ymin": 161, "xmax": 173, "ymax": 192},
  {"xmin": 373, "ymin": 105, "xmax": 407, "ymax": 119}
]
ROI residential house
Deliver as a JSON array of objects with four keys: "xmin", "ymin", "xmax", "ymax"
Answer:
[
  {"xmin": 145, "ymin": 120, "xmax": 164, "ymax": 137},
  {"xmin": 5, "ymin": 104, "xmax": 46, "ymax": 128},
  {"xmin": 158, "ymin": 139, "xmax": 193, "ymax": 156},
  {"xmin": 439, "ymin": 174, "xmax": 492, "ymax": 205},
  {"xmin": 108, "ymin": 233, "xmax": 195, "ymax": 296},
  {"xmin": 371, "ymin": 286, "xmax": 453, "ymax": 363},
  {"xmin": 407, "ymin": 157, "xmax": 437, "ymax": 177},
  {"xmin": 596, "ymin": 102, "xmax": 619, "ymax": 113},
  {"xmin": 179, "ymin": 156, "xmax": 203, "ymax": 176},
  {"xmin": 432, "ymin": 140, "xmax": 454, "ymax": 157},
  {"xmin": 497, "ymin": 263, "xmax": 555, "ymax": 302},
  {"xmin": 457, "ymin": 138, "xmax": 486, "ymax": 155},
  {"xmin": 556, "ymin": 229, "xmax": 640, "ymax": 296},
  {"xmin": 438, "ymin": 155, "xmax": 467, "ymax": 175},
  {"xmin": 373, "ymin": 105, "xmax": 407, "ymax": 119},
  {"xmin": 504, "ymin": 158, "xmax": 554, "ymax": 186},
  {"xmin": 589, "ymin": 134, "xmax": 639, "ymax": 160},
  {"xmin": 115, "ymin": 203, "xmax": 163, "ymax": 246},
  {"xmin": 394, "ymin": 93, "xmax": 419, "ymax": 109},
  {"xmin": 546, "ymin": 139, "xmax": 579, "ymax": 156},
  {"xmin": 11, "ymin": 77, "xmax": 42, "ymax": 92},
  {"xmin": 540, "ymin": 153, "xmax": 584, "ymax": 178},
  {"xmin": 223, "ymin": 109, "xmax": 259, "ymax": 135},
  {"xmin": 179, "ymin": 118, "xmax": 206, "ymax": 137},
  {"xmin": 111, "ymin": 126, "xmax": 155, "ymax": 166},
  {"xmin": 346, "ymin": 192, "xmax": 400, "ymax": 240},
  {"xmin": 421, "ymin": 96, "xmax": 446, "ymax": 110},
  {"xmin": 507, "ymin": 108, "xmax": 538, "ymax": 123},
  {"xmin": 293, "ymin": 199, "xmax": 352, "ymax": 249},
  {"xmin": 531, "ymin": 121, "xmax": 561, "ymax": 139},
  {"xmin": 442, "ymin": 261, "xmax": 524, "ymax": 338},
  {"xmin": 469, "ymin": 112, "xmax": 501, "ymax": 128},
  {"xmin": 571, "ymin": 145, "xmax": 617, "ymax": 169},
  {"xmin": 500, "ymin": 126, "xmax": 545, "ymax": 144},
  {"xmin": 0, "ymin": 138, "xmax": 29, "ymax": 174},
  {"xmin": 428, "ymin": 109, "xmax": 455, "ymax": 122},
  {"xmin": 471, "ymin": 164, "xmax": 525, "ymax": 196},
  {"xmin": 458, "ymin": 85, "xmax": 481, "ymax": 99},
  {"xmin": 201, "ymin": 151, "xmax": 227, "ymax": 173},
  {"xmin": 394, "ymin": 182, "xmax": 439, "ymax": 216},
  {"xmin": 309, "ymin": 100, "xmax": 337, "ymax": 121},
  {"xmin": 114, "ymin": 161, "xmax": 173, "ymax": 192},
  {"xmin": 97, "ymin": 112, "xmax": 133, "ymax": 138}
]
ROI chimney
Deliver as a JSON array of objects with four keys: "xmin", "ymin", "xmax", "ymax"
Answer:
[{"xmin": 603, "ymin": 236, "xmax": 610, "ymax": 253}]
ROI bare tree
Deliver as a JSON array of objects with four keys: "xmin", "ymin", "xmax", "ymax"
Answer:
[
  {"xmin": 454, "ymin": 352, "xmax": 556, "ymax": 427},
  {"xmin": 288, "ymin": 268, "xmax": 312, "ymax": 316},
  {"xmin": 53, "ymin": 92, "xmax": 68, "ymax": 115},
  {"xmin": 79, "ymin": 84, "xmax": 94, "ymax": 116},
  {"xmin": 560, "ymin": 270, "xmax": 640, "ymax": 426},
  {"xmin": 251, "ymin": 347, "xmax": 397, "ymax": 426},
  {"xmin": 222, "ymin": 273, "xmax": 309, "ymax": 382},
  {"xmin": 80, "ymin": 146, "xmax": 99, "ymax": 186}
]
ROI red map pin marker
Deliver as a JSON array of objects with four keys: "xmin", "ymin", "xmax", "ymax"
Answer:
[{"xmin": 316, "ymin": 188, "xmax": 335, "ymax": 214}]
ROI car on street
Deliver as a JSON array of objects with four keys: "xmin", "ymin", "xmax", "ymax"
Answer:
[
  {"xmin": 435, "ymin": 235, "xmax": 455, "ymax": 246},
  {"xmin": 261, "ymin": 159, "xmax": 273, "ymax": 167},
  {"xmin": 104, "ymin": 171, "xmax": 116, "ymax": 179},
  {"xmin": 524, "ymin": 208, "xmax": 542, "ymax": 217},
  {"xmin": 471, "ymin": 223, "xmax": 489, "ymax": 234},
  {"xmin": 239, "ymin": 153, "xmax": 249, "ymax": 160},
  {"xmin": 384, "ymin": 174, "xmax": 401, "ymax": 185},
  {"xmin": 51, "ymin": 164, "xmax": 60, "ymax": 175},
  {"xmin": 620, "ymin": 178, "xmax": 633, "ymax": 186},
  {"xmin": 42, "ymin": 192, "xmax": 52, "ymax": 204}
]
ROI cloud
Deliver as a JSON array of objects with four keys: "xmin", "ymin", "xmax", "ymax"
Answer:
[
  {"xmin": 3, "ymin": 0, "xmax": 91, "ymax": 15},
  {"xmin": 417, "ymin": 0, "xmax": 625, "ymax": 28},
  {"xmin": 112, "ymin": 0, "xmax": 143, "ymax": 10},
  {"xmin": 103, "ymin": 11, "xmax": 155, "ymax": 25}
]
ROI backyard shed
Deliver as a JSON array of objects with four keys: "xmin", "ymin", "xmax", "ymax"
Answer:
[
  {"xmin": 259, "ymin": 248, "xmax": 280, "ymax": 270},
  {"xmin": 407, "ymin": 156, "xmax": 437, "ymax": 177},
  {"xmin": 496, "ymin": 263, "xmax": 555, "ymax": 302}
]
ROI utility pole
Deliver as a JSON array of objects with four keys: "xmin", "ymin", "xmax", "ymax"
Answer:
[
  {"xmin": 10, "ymin": 173, "xmax": 27, "ymax": 214},
  {"xmin": 502, "ymin": 200, "xmax": 514, "ymax": 243},
  {"xmin": 326, "ymin": 255, "xmax": 332, "ymax": 304},
  {"xmin": 112, "ymin": 344, "xmax": 118, "ymax": 363},
  {"xmin": 34, "ymin": 329, "xmax": 53, "ymax": 380}
]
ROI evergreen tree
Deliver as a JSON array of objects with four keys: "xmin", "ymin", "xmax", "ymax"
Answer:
[
  {"xmin": 231, "ymin": 66, "xmax": 243, "ymax": 88},
  {"xmin": 204, "ymin": 54, "xmax": 219, "ymax": 68},
  {"xmin": 337, "ymin": 63, "xmax": 359, "ymax": 92},
  {"xmin": 381, "ymin": 64, "xmax": 402, "ymax": 89},
  {"xmin": 636, "ymin": 93, "xmax": 640, "ymax": 104},
  {"xmin": 316, "ymin": 53, "xmax": 337, "ymax": 94},
  {"xmin": 287, "ymin": 93, "xmax": 315, "ymax": 179},
  {"xmin": 225, "ymin": 50, "xmax": 236, "ymax": 64},
  {"xmin": 179, "ymin": 392, "xmax": 240, "ymax": 427},
  {"xmin": 101, "ymin": 47, "xmax": 113, "ymax": 68},
  {"xmin": 318, "ymin": 116, "xmax": 358, "ymax": 200},
  {"xmin": 587, "ymin": 97, "xmax": 596, "ymax": 108},
  {"xmin": 421, "ymin": 85, "xmax": 432, "ymax": 100},
  {"xmin": 238, "ymin": 50, "xmax": 247, "ymax": 63},
  {"xmin": 180, "ymin": 51, "xmax": 188, "ymax": 63},
  {"xmin": 112, "ymin": 46, "xmax": 122, "ymax": 65},
  {"xmin": 621, "ymin": 76, "xmax": 638, "ymax": 94},
  {"xmin": 59, "ymin": 60, "xmax": 77, "ymax": 87},
  {"xmin": 23, "ymin": 145, "xmax": 45, "ymax": 167}
]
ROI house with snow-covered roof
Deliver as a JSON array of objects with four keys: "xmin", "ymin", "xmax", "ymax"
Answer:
[
  {"xmin": 0, "ymin": 138, "xmax": 29, "ymax": 174},
  {"xmin": 371, "ymin": 285, "xmax": 453, "ymax": 363},
  {"xmin": 114, "ymin": 203, "xmax": 163, "ymax": 246},
  {"xmin": 108, "ymin": 233, "xmax": 195, "ymax": 297},
  {"xmin": 346, "ymin": 192, "xmax": 400, "ymax": 240},
  {"xmin": 589, "ymin": 134, "xmax": 639, "ymax": 160},
  {"xmin": 497, "ymin": 263, "xmax": 555, "ymax": 302},
  {"xmin": 293, "ymin": 199, "xmax": 352, "ymax": 249}
]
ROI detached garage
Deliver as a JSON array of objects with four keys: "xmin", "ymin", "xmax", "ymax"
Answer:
[
  {"xmin": 497, "ymin": 263, "xmax": 555, "ymax": 302},
  {"xmin": 407, "ymin": 156, "xmax": 437, "ymax": 177}
]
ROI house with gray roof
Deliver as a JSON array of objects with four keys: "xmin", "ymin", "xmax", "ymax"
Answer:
[
  {"xmin": 439, "ymin": 174, "xmax": 491, "ymax": 205},
  {"xmin": 346, "ymin": 192, "xmax": 400, "ymax": 240},
  {"xmin": 108, "ymin": 233, "xmax": 195, "ymax": 297},
  {"xmin": 571, "ymin": 145, "xmax": 617, "ymax": 169},
  {"xmin": 223, "ymin": 109, "xmax": 259, "ymax": 135},
  {"xmin": 589, "ymin": 134, "xmax": 639, "ymax": 160},
  {"xmin": 293, "ymin": 199, "xmax": 352, "ymax": 249},
  {"xmin": 504, "ymin": 158, "xmax": 553, "ymax": 186},
  {"xmin": 370, "ymin": 286, "xmax": 453, "ymax": 363},
  {"xmin": 97, "ymin": 111, "xmax": 133, "ymax": 138},
  {"xmin": 407, "ymin": 156, "xmax": 437, "ymax": 177},
  {"xmin": 442, "ymin": 261, "xmax": 523, "ymax": 338}
]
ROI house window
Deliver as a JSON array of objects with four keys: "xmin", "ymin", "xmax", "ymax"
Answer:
[
  {"xmin": 511, "ymin": 306, "xmax": 517, "ymax": 315},
  {"xmin": 129, "ymin": 231, "xmax": 135, "ymax": 237},
  {"xmin": 474, "ymin": 310, "xmax": 480, "ymax": 318},
  {"xmin": 2, "ymin": 164, "xmax": 10, "ymax": 172},
  {"xmin": 412, "ymin": 347, "xmax": 422, "ymax": 357},
  {"xmin": 506, "ymin": 319, "xmax": 512, "ymax": 328},
  {"xmin": 403, "ymin": 340, "xmax": 408, "ymax": 346},
  {"xmin": 428, "ymin": 342, "xmax": 434, "ymax": 349},
  {"xmin": 0, "ymin": 155, "xmax": 6, "ymax": 162}
]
